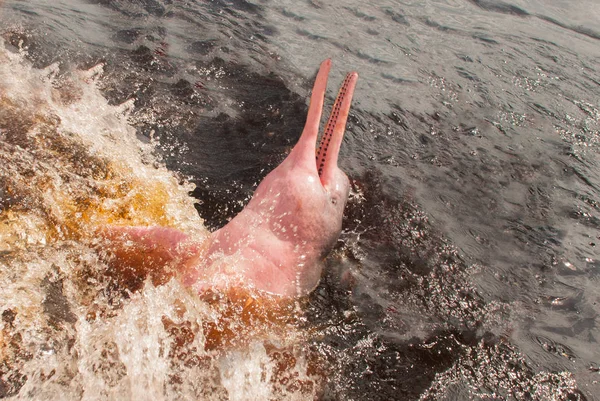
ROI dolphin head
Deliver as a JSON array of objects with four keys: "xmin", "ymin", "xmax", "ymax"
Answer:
[
  {"xmin": 196, "ymin": 60, "xmax": 359, "ymax": 296},
  {"xmin": 285, "ymin": 59, "xmax": 358, "ymax": 237}
]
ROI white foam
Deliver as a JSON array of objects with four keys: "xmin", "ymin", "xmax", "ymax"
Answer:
[{"xmin": 0, "ymin": 39, "xmax": 312, "ymax": 400}]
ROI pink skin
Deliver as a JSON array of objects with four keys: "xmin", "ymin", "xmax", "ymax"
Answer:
[{"xmin": 99, "ymin": 60, "xmax": 358, "ymax": 297}]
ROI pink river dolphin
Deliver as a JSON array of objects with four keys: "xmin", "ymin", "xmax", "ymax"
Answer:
[{"xmin": 99, "ymin": 60, "xmax": 358, "ymax": 298}]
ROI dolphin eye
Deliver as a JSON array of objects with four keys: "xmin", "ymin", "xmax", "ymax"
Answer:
[{"xmin": 331, "ymin": 198, "xmax": 338, "ymax": 205}]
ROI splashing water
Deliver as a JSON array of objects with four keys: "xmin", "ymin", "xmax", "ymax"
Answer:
[{"xmin": 0, "ymin": 39, "xmax": 320, "ymax": 400}]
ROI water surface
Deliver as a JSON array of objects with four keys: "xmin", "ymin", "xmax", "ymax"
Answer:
[{"xmin": 0, "ymin": 0, "xmax": 599, "ymax": 399}]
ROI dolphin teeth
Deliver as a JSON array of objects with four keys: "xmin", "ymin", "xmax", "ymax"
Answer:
[{"xmin": 316, "ymin": 72, "xmax": 355, "ymax": 177}]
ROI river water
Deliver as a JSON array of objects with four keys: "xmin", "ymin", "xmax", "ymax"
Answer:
[{"xmin": 0, "ymin": 0, "xmax": 599, "ymax": 400}]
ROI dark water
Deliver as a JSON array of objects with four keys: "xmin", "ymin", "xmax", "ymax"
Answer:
[{"xmin": 1, "ymin": 0, "xmax": 599, "ymax": 399}]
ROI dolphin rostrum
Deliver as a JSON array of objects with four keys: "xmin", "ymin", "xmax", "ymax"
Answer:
[{"xmin": 99, "ymin": 60, "xmax": 358, "ymax": 298}]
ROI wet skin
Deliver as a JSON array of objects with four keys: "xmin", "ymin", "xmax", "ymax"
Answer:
[{"xmin": 99, "ymin": 60, "xmax": 358, "ymax": 298}]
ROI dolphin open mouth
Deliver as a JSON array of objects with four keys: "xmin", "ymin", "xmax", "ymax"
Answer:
[
  {"xmin": 316, "ymin": 72, "xmax": 358, "ymax": 180},
  {"xmin": 289, "ymin": 60, "xmax": 358, "ymax": 187}
]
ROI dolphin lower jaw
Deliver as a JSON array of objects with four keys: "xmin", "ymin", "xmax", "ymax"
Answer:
[
  {"xmin": 316, "ymin": 72, "xmax": 358, "ymax": 189},
  {"xmin": 316, "ymin": 72, "xmax": 357, "ymax": 178}
]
